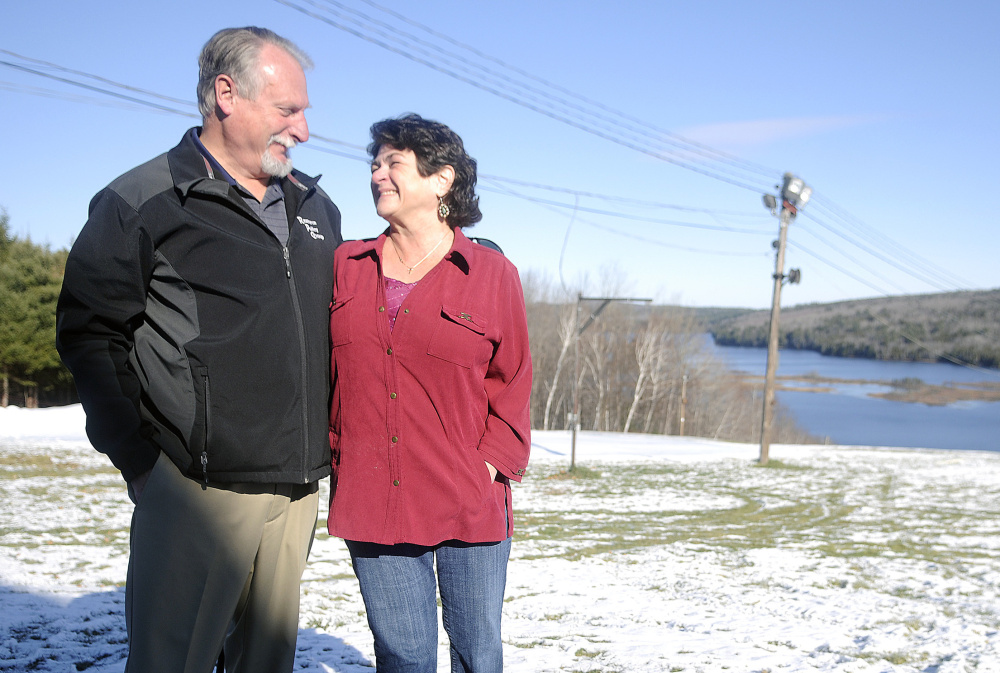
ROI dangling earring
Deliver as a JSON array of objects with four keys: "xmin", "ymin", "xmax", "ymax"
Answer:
[{"xmin": 438, "ymin": 196, "xmax": 451, "ymax": 220}]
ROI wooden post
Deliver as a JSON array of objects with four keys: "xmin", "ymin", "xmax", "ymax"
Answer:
[{"xmin": 679, "ymin": 373, "xmax": 687, "ymax": 436}]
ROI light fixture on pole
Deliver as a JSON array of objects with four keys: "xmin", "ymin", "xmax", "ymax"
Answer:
[{"xmin": 759, "ymin": 172, "xmax": 809, "ymax": 465}]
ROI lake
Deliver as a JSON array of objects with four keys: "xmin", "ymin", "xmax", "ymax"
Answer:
[{"xmin": 708, "ymin": 339, "xmax": 1000, "ymax": 452}]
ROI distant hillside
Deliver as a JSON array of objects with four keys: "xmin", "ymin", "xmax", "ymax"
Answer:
[{"xmin": 706, "ymin": 289, "xmax": 1000, "ymax": 369}]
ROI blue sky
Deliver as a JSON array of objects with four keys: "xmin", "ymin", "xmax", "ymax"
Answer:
[{"xmin": 2, "ymin": 0, "xmax": 997, "ymax": 308}]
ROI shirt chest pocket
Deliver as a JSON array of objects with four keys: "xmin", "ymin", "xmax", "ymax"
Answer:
[
  {"xmin": 330, "ymin": 295, "xmax": 355, "ymax": 348},
  {"xmin": 427, "ymin": 305, "xmax": 488, "ymax": 369}
]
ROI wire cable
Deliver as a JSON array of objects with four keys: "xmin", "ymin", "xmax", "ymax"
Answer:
[
  {"xmin": 477, "ymin": 179, "xmax": 769, "ymax": 234},
  {"xmin": 485, "ymin": 179, "xmax": 772, "ymax": 257},
  {"xmin": 810, "ymin": 194, "xmax": 972, "ymax": 289},
  {"xmin": 4, "ymin": 44, "xmax": 981, "ymax": 312},
  {"xmin": 317, "ymin": 0, "xmax": 778, "ymax": 185},
  {"xmin": 800, "ymin": 210, "xmax": 961, "ymax": 293},
  {"xmin": 352, "ymin": 0, "xmax": 777, "ymax": 180},
  {"xmin": 479, "ymin": 174, "xmax": 769, "ymax": 217},
  {"xmin": 275, "ymin": 0, "xmax": 779, "ymax": 194},
  {"xmin": 0, "ymin": 79, "xmax": 159, "ymax": 111},
  {"xmin": 0, "ymin": 48, "xmax": 196, "ymax": 108},
  {"xmin": 792, "ymin": 223, "xmax": 911, "ymax": 294},
  {"xmin": 0, "ymin": 59, "xmax": 198, "ymax": 117},
  {"xmin": 277, "ymin": 0, "xmax": 979, "ymax": 302}
]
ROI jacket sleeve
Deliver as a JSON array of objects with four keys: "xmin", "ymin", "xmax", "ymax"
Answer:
[
  {"xmin": 477, "ymin": 262, "xmax": 533, "ymax": 482},
  {"xmin": 55, "ymin": 189, "xmax": 159, "ymax": 482}
]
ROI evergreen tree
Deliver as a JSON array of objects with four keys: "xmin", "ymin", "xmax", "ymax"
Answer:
[{"xmin": 0, "ymin": 208, "xmax": 72, "ymax": 407}]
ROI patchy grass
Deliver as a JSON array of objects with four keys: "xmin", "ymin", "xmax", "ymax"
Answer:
[
  {"xmin": 515, "ymin": 459, "xmax": 999, "ymax": 569},
  {"xmin": 3, "ymin": 439, "xmax": 1000, "ymax": 672},
  {"xmin": 547, "ymin": 465, "xmax": 602, "ymax": 480}
]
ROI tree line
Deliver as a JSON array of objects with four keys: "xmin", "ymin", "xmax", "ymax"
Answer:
[
  {"xmin": 709, "ymin": 289, "xmax": 1000, "ymax": 369},
  {"xmin": 0, "ymin": 210, "xmax": 73, "ymax": 407},
  {"xmin": 1, "ymin": 209, "xmax": 814, "ymax": 445}
]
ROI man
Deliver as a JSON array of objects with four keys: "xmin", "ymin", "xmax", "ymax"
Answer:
[{"xmin": 56, "ymin": 27, "xmax": 342, "ymax": 673}]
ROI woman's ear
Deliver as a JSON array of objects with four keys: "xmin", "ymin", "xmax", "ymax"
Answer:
[{"xmin": 435, "ymin": 165, "xmax": 456, "ymax": 197}]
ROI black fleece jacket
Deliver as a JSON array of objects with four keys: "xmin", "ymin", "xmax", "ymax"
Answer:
[{"xmin": 56, "ymin": 128, "xmax": 342, "ymax": 484}]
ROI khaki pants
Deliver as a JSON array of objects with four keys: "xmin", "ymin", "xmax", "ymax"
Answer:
[{"xmin": 124, "ymin": 452, "xmax": 320, "ymax": 673}]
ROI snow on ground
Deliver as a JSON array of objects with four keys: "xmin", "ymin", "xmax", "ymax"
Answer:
[{"xmin": 2, "ymin": 405, "xmax": 999, "ymax": 672}]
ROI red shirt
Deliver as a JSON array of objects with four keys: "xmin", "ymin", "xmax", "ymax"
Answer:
[{"xmin": 328, "ymin": 229, "xmax": 532, "ymax": 546}]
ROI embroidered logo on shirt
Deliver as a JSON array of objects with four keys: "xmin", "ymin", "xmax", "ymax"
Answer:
[{"xmin": 296, "ymin": 216, "xmax": 325, "ymax": 240}]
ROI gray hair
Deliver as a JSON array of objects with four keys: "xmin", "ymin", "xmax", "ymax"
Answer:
[{"xmin": 197, "ymin": 27, "xmax": 313, "ymax": 119}]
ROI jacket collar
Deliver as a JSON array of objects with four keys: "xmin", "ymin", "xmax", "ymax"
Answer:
[
  {"xmin": 350, "ymin": 227, "xmax": 474, "ymax": 275},
  {"xmin": 168, "ymin": 127, "xmax": 318, "ymax": 198},
  {"xmin": 445, "ymin": 227, "xmax": 474, "ymax": 274}
]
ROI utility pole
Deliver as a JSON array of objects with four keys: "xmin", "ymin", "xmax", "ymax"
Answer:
[
  {"xmin": 759, "ymin": 173, "xmax": 809, "ymax": 465},
  {"xmin": 570, "ymin": 294, "xmax": 652, "ymax": 471}
]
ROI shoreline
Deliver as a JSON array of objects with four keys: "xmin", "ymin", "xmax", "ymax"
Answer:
[{"xmin": 736, "ymin": 372, "xmax": 1000, "ymax": 406}]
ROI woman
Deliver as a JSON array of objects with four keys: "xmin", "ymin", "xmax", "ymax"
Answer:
[{"xmin": 328, "ymin": 113, "xmax": 532, "ymax": 673}]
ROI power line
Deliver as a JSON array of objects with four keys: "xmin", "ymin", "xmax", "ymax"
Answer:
[
  {"xmin": 3, "ymin": 44, "xmax": 979, "ymax": 305},
  {"xmin": 0, "ymin": 59, "xmax": 198, "ymax": 117},
  {"xmin": 0, "ymin": 80, "xmax": 157, "ymax": 111},
  {"xmin": 865, "ymin": 311, "xmax": 1000, "ymax": 375},
  {"xmin": 485, "ymin": 179, "xmax": 772, "ymax": 257},
  {"xmin": 1, "ymin": 49, "xmax": 765, "ymax": 235},
  {"xmin": 809, "ymin": 194, "xmax": 972, "ymax": 289},
  {"xmin": 1, "ymin": 52, "xmax": 373, "ymax": 160},
  {"xmin": 0, "ymin": 49, "xmax": 196, "ymax": 108},
  {"xmin": 353, "ymin": 0, "xmax": 776, "ymax": 181},
  {"xmin": 788, "ymin": 240, "xmax": 902, "ymax": 298},
  {"xmin": 479, "ymin": 174, "xmax": 769, "ymax": 217},
  {"xmin": 1, "ymin": 51, "xmax": 772, "ymax": 248},
  {"xmin": 319, "ymin": 0, "xmax": 778, "ymax": 185},
  {"xmin": 800, "ymin": 210, "xmax": 962, "ymax": 293},
  {"xmin": 791, "ymin": 225, "xmax": 911, "ymax": 294},
  {"xmin": 277, "ymin": 0, "xmax": 973, "ymax": 300},
  {"xmin": 275, "ymin": 0, "xmax": 780, "ymax": 194},
  {"xmin": 478, "ymin": 179, "xmax": 769, "ymax": 234},
  {"xmin": 309, "ymin": 133, "xmax": 366, "ymax": 153},
  {"xmin": 301, "ymin": 141, "xmax": 368, "ymax": 162},
  {"xmin": 784, "ymin": 240, "xmax": 998, "ymax": 376}
]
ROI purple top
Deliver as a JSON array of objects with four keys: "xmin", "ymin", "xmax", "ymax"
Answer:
[{"xmin": 385, "ymin": 277, "xmax": 417, "ymax": 331}]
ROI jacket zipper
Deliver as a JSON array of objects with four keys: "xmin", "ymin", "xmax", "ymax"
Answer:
[
  {"xmin": 281, "ymin": 182, "xmax": 316, "ymax": 483},
  {"xmin": 284, "ymin": 241, "xmax": 312, "ymax": 484},
  {"xmin": 201, "ymin": 372, "xmax": 211, "ymax": 484}
]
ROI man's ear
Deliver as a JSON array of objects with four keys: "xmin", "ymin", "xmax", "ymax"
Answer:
[{"xmin": 214, "ymin": 74, "xmax": 238, "ymax": 117}]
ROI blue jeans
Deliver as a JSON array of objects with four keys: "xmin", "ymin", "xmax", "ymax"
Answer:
[{"xmin": 346, "ymin": 539, "xmax": 511, "ymax": 673}]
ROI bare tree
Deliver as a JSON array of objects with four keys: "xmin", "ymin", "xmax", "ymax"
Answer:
[
  {"xmin": 521, "ymin": 268, "xmax": 818, "ymax": 444},
  {"xmin": 623, "ymin": 322, "xmax": 661, "ymax": 432},
  {"xmin": 542, "ymin": 305, "xmax": 575, "ymax": 430}
]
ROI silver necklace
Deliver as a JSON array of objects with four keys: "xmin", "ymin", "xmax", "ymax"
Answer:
[{"xmin": 390, "ymin": 230, "xmax": 449, "ymax": 274}]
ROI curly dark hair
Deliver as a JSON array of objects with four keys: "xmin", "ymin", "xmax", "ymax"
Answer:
[{"xmin": 368, "ymin": 114, "xmax": 482, "ymax": 229}]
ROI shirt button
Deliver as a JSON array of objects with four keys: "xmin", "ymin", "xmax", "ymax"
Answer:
[
  {"xmin": 387, "ymin": 347, "xmax": 393, "ymax": 355},
  {"xmin": 391, "ymin": 436, "xmax": 398, "ymax": 443},
  {"xmin": 379, "ymin": 306, "xmax": 385, "ymax": 312},
  {"xmin": 403, "ymin": 309, "xmax": 409, "ymax": 314},
  {"xmin": 393, "ymin": 479, "xmax": 400, "ymax": 486},
  {"xmin": 390, "ymin": 392, "xmax": 397, "ymax": 399}
]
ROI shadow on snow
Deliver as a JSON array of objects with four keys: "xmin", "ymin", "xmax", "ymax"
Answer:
[{"xmin": 0, "ymin": 585, "xmax": 371, "ymax": 672}]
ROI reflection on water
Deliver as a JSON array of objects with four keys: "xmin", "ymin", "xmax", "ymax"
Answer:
[{"xmin": 708, "ymin": 338, "xmax": 1000, "ymax": 452}]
